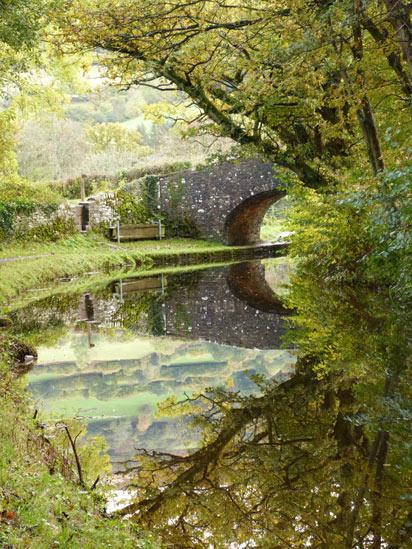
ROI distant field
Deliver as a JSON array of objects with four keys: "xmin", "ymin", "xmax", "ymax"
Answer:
[{"xmin": 42, "ymin": 392, "xmax": 165, "ymax": 418}]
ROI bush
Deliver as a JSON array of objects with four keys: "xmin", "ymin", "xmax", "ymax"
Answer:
[
  {"xmin": 0, "ymin": 178, "xmax": 64, "ymax": 240},
  {"xmin": 287, "ymin": 166, "xmax": 412, "ymax": 299},
  {"xmin": 125, "ymin": 161, "xmax": 192, "ymax": 181},
  {"xmin": 21, "ymin": 214, "xmax": 78, "ymax": 242},
  {"xmin": 51, "ymin": 176, "xmax": 112, "ymax": 200},
  {"xmin": 0, "ymin": 335, "xmax": 37, "ymax": 365},
  {"xmin": 0, "ymin": 178, "xmax": 62, "ymax": 206},
  {"xmin": 0, "ymin": 355, "xmax": 156, "ymax": 548},
  {"xmin": 51, "ymin": 162, "xmax": 193, "ymax": 201},
  {"xmin": 160, "ymin": 211, "xmax": 200, "ymax": 238}
]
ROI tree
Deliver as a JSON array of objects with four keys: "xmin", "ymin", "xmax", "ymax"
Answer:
[
  {"xmin": 17, "ymin": 116, "xmax": 91, "ymax": 180},
  {"xmin": 57, "ymin": 0, "xmax": 412, "ymax": 187},
  {"xmin": 0, "ymin": 0, "xmax": 62, "ymax": 177},
  {"xmin": 85, "ymin": 122, "xmax": 149, "ymax": 153},
  {"xmin": 0, "ymin": 0, "xmax": 60, "ymax": 91}
]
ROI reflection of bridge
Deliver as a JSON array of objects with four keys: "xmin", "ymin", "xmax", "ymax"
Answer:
[
  {"xmin": 108, "ymin": 260, "xmax": 288, "ymax": 349},
  {"xmin": 159, "ymin": 159, "xmax": 285, "ymax": 245},
  {"xmin": 24, "ymin": 258, "xmax": 291, "ymax": 466},
  {"xmin": 227, "ymin": 261, "xmax": 286, "ymax": 313},
  {"xmin": 155, "ymin": 261, "xmax": 288, "ymax": 349}
]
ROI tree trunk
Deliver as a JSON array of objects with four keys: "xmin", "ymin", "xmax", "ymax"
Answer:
[
  {"xmin": 362, "ymin": 15, "xmax": 412, "ymax": 97},
  {"xmin": 357, "ymin": 96, "xmax": 385, "ymax": 175},
  {"xmin": 381, "ymin": 0, "xmax": 412, "ymax": 78},
  {"xmin": 351, "ymin": 4, "xmax": 385, "ymax": 175}
]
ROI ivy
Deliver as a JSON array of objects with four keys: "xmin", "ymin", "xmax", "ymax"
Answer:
[
  {"xmin": 143, "ymin": 175, "xmax": 159, "ymax": 216},
  {"xmin": 115, "ymin": 189, "xmax": 151, "ymax": 225}
]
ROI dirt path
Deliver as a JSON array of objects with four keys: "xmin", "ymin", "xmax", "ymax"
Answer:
[{"xmin": 0, "ymin": 253, "xmax": 53, "ymax": 264}]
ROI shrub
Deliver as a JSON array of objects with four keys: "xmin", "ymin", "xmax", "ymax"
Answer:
[
  {"xmin": 22, "ymin": 214, "xmax": 78, "ymax": 242},
  {"xmin": 51, "ymin": 162, "xmax": 193, "ymax": 201},
  {"xmin": 0, "ymin": 178, "xmax": 62, "ymax": 206},
  {"xmin": 125, "ymin": 161, "xmax": 192, "ymax": 181},
  {"xmin": 51, "ymin": 176, "xmax": 112, "ymax": 200},
  {"xmin": 0, "ymin": 178, "xmax": 64, "ymax": 240},
  {"xmin": 160, "ymin": 211, "xmax": 200, "ymax": 238},
  {"xmin": 287, "ymin": 166, "xmax": 412, "ymax": 299}
]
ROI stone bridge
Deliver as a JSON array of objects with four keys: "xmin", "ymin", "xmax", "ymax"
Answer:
[{"xmin": 158, "ymin": 159, "xmax": 285, "ymax": 245}]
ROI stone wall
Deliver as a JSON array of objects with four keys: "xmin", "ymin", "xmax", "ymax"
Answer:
[
  {"xmin": 69, "ymin": 192, "xmax": 117, "ymax": 232},
  {"xmin": 65, "ymin": 159, "xmax": 283, "ymax": 242}
]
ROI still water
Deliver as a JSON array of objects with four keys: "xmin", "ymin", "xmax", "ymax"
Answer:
[{"xmin": 14, "ymin": 258, "xmax": 294, "ymax": 466}]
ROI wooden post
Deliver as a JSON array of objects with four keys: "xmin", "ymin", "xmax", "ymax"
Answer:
[
  {"xmin": 80, "ymin": 178, "xmax": 86, "ymax": 201},
  {"xmin": 87, "ymin": 323, "xmax": 95, "ymax": 349},
  {"xmin": 117, "ymin": 220, "xmax": 120, "ymax": 244},
  {"xmin": 157, "ymin": 177, "xmax": 163, "ymax": 242},
  {"xmin": 161, "ymin": 276, "xmax": 167, "ymax": 333}
]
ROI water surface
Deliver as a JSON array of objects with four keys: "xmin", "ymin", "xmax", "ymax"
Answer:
[{"xmin": 15, "ymin": 258, "xmax": 294, "ymax": 465}]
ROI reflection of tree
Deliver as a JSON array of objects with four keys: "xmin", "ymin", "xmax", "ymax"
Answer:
[
  {"xmin": 118, "ymin": 281, "xmax": 411, "ymax": 548},
  {"xmin": 113, "ymin": 289, "xmax": 164, "ymax": 336}
]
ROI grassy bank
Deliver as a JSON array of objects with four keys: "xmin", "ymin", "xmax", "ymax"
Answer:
[
  {"xmin": 0, "ymin": 353, "xmax": 156, "ymax": 548},
  {"xmin": 0, "ymin": 234, "xmax": 238, "ymax": 306},
  {"xmin": 0, "ymin": 234, "xmax": 233, "ymax": 261}
]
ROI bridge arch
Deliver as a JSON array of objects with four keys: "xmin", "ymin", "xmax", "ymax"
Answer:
[{"xmin": 224, "ymin": 189, "xmax": 286, "ymax": 245}]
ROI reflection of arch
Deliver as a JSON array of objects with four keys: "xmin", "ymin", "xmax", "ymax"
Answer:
[
  {"xmin": 224, "ymin": 190, "xmax": 286, "ymax": 245},
  {"xmin": 227, "ymin": 261, "xmax": 288, "ymax": 314}
]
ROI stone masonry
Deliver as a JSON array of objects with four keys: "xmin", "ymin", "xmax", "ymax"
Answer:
[
  {"xmin": 67, "ymin": 159, "xmax": 284, "ymax": 243},
  {"xmin": 158, "ymin": 159, "xmax": 285, "ymax": 244}
]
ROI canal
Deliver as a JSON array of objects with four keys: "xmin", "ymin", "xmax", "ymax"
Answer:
[{"xmin": 11, "ymin": 257, "xmax": 294, "ymax": 467}]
